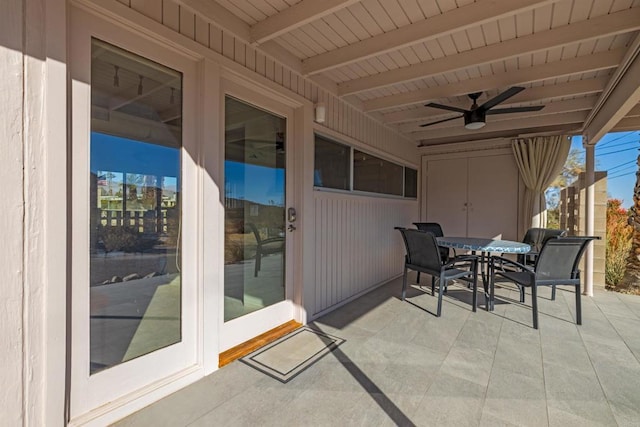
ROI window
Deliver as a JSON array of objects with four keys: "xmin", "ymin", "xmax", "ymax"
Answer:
[
  {"xmin": 404, "ymin": 167, "xmax": 418, "ymax": 198},
  {"xmin": 353, "ymin": 150, "xmax": 403, "ymax": 196},
  {"xmin": 314, "ymin": 135, "xmax": 350, "ymax": 190},
  {"xmin": 313, "ymin": 134, "xmax": 417, "ymax": 198}
]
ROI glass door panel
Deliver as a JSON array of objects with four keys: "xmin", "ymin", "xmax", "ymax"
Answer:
[
  {"xmin": 89, "ymin": 39, "xmax": 182, "ymax": 373},
  {"xmin": 224, "ymin": 96, "xmax": 286, "ymax": 321}
]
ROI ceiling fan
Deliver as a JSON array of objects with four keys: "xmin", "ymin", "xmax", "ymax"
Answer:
[{"xmin": 420, "ymin": 86, "xmax": 544, "ymax": 130}]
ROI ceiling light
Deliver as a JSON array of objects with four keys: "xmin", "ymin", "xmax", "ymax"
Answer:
[{"xmin": 464, "ymin": 121, "xmax": 486, "ymax": 130}]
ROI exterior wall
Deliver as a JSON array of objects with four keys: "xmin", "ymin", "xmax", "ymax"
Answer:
[
  {"xmin": 1, "ymin": 0, "xmax": 67, "ymax": 425},
  {"xmin": 560, "ymin": 172, "xmax": 607, "ymax": 287},
  {"xmin": 1, "ymin": 3, "xmax": 26, "ymax": 424},
  {"xmin": 311, "ymin": 192, "xmax": 416, "ymax": 317}
]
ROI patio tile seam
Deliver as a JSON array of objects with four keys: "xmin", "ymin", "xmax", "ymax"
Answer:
[
  {"xmin": 587, "ymin": 292, "xmax": 640, "ymax": 367},
  {"xmin": 573, "ymin": 308, "xmax": 625, "ymax": 426}
]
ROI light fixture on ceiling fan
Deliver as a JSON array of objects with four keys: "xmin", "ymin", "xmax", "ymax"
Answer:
[{"xmin": 420, "ymin": 87, "xmax": 545, "ymax": 130}]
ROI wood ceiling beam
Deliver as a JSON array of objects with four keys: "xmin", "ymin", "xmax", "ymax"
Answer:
[
  {"xmin": 339, "ymin": 7, "xmax": 640, "ymax": 96},
  {"xmin": 250, "ymin": 0, "xmax": 361, "ymax": 45},
  {"xmin": 383, "ymin": 77, "xmax": 608, "ymax": 124},
  {"xmin": 612, "ymin": 116, "xmax": 640, "ymax": 132},
  {"xmin": 626, "ymin": 104, "xmax": 640, "ymax": 117},
  {"xmin": 418, "ymin": 123, "xmax": 582, "ymax": 147},
  {"xmin": 363, "ymin": 49, "xmax": 624, "ymax": 112},
  {"xmin": 302, "ymin": 0, "xmax": 558, "ymax": 75},
  {"xmin": 414, "ymin": 111, "xmax": 587, "ymax": 143},
  {"xmin": 399, "ymin": 96, "xmax": 597, "ymax": 133},
  {"xmin": 584, "ymin": 34, "xmax": 640, "ymax": 145}
]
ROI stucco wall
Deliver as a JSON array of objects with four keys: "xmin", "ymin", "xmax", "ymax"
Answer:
[{"xmin": 1, "ymin": 1, "xmax": 26, "ymax": 424}]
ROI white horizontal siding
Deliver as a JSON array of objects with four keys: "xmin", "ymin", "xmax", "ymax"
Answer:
[
  {"xmin": 312, "ymin": 192, "xmax": 417, "ymax": 315},
  {"xmin": 123, "ymin": 0, "xmax": 418, "ymax": 163}
]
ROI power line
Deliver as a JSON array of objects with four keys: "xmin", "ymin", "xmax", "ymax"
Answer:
[
  {"xmin": 597, "ymin": 131, "xmax": 640, "ymax": 148},
  {"xmin": 608, "ymin": 159, "xmax": 638, "ymax": 172},
  {"xmin": 597, "ymin": 146, "xmax": 640, "ymax": 157},
  {"xmin": 596, "ymin": 139, "xmax": 640, "ymax": 151},
  {"xmin": 608, "ymin": 171, "xmax": 637, "ymax": 180}
]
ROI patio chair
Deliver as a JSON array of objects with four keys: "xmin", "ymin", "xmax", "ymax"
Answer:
[
  {"xmin": 489, "ymin": 236, "xmax": 596, "ymax": 329},
  {"xmin": 413, "ymin": 222, "xmax": 450, "ymax": 263},
  {"xmin": 397, "ymin": 228, "xmax": 479, "ymax": 317},
  {"xmin": 514, "ymin": 228, "xmax": 567, "ymax": 303},
  {"xmin": 247, "ymin": 223, "xmax": 284, "ymax": 277}
]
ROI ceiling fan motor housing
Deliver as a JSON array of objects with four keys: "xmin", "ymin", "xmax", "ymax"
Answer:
[{"xmin": 464, "ymin": 108, "xmax": 486, "ymax": 129}]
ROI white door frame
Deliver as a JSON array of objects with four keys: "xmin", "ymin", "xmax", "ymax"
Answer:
[
  {"xmin": 69, "ymin": 7, "xmax": 203, "ymax": 424},
  {"xmin": 218, "ymin": 76, "xmax": 300, "ymax": 351}
]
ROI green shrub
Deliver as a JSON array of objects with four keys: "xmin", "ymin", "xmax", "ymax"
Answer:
[{"xmin": 606, "ymin": 199, "xmax": 633, "ymax": 287}]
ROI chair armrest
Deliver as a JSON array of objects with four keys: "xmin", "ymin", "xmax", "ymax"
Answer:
[
  {"xmin": 490, "ymin": 255, "xmax": 530, "ymax": 272},
  {"xmin": 445, "ymin": 254, "xmax": 478, "ymax": 269},
  {"xmin": 261, "ymin": 237, "xmax": 285, "ymax": 245}
]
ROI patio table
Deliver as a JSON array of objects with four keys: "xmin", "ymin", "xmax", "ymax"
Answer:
[{"xmin": 436, "ymin": 237, "xmax": 531, "ymax": 310}]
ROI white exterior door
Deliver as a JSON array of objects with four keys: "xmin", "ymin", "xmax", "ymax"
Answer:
[
  {"xmin": 219, "ymin": 78, "xmax": 298, "ymax": 351},
  {"xmin": 69, "ymin": 9, "xmax": 201, "ymax": 422}
]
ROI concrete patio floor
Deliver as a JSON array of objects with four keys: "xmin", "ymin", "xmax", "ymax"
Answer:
[{"xmin": 115, "ymin": 275, "xmax": 640, "ymax": 426}]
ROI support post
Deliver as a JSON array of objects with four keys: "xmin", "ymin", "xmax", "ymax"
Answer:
[{"xmin": 584, "ymin": 140, "xmax": 595, "ymax": 296}]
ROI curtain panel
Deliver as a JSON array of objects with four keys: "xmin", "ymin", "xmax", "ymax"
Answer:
[{"xmin": 512, "ymin": 135, "xmax": 571, "ymax": 230}]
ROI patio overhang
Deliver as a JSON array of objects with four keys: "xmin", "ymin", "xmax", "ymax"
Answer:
[{"xmin": 174, "ymin": 0, "xmax": 640, "ymax": 148}]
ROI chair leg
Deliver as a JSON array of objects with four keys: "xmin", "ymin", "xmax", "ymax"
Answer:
[
  {"xmin": 488, "ymin": 260, "xmax": 494, "ymax": 311},
  {"xmin": 471, "ymin": 262, "xmax": 478, "ymax": 312},
  {"xmin": 436, "ymin": 276, "xmax": 444, "ymax": 317},
  {"xmin": 575, "ymin": 284, "xmax": 582, "ymax": 325},
  {"xmin": 551, "ymin": 285, "xmax": 556, "ymax": 300},
  {"xmin": 254, "ymin": 248, "xmax": 261, "ymax": 277},
  {"xmin": 532, "ymin": 285, "xmax": 539, "ymax": 329},
  {"xmin": 401, "ymin": 266, "xmax": 408, "ymax": 301},
  {"xmin": 431, "ymin": 276, "xmax": 435, "ymax": 295},
  {"xmin": 417, "ymin": 272, "xmax": 421, "ymax": 284},
  {"xmin": 519, "ymin": 285, "xmax": 525, "ymax": 303}
]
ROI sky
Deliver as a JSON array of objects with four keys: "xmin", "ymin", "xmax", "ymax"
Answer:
[{"xmin": 570, "ymin": 131, "xmax": 640, "ymax": 209}]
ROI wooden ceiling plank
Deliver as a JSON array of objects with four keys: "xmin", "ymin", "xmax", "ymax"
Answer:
[
  {"xmin": 612, "ymin": 116, "xmax": 640, "ymax": 131},
  {"xmin": 174, "ymin": 0, "xmax": 252, "ymax": 42},
  {"xmin": 338, "ymin": 8, "xmax": 640, "ymax": 95},
  {"xmin": 363, "ymin": 48, "xmax": 624, "ymax": 111},
  {"xmin": 250, "ymin": 0, "xmax": 361, "ymax": 44},
  {"xmin": 302, "ymin": 0, "xmax": 558, "ymax": 75},
  {"xmin": 383, "ymin": 77, "xmax": 608, "ymax": 123}
]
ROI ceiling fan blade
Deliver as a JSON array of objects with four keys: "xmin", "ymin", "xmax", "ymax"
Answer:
[
  {"xmin": 419, "ymin": 115, "xmax": 464, "ymax": 127},
  {"xmin": 486, "ymin": 105, "xmax": 545, "ymax": 115},
  {"xmin": 425, "ymin": 103, "xmax": 468, "ymax": 113},
  {"xmin": 478, "ymin": 86, "xmax": 525, "ymax": 111}
]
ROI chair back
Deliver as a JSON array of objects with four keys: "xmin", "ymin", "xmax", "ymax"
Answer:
[
  {"xmin": 522, "ymin": 228, "xmax": 566, "ymax": 252},
  {"xmin": 246, "ymin": 223, "xmax": 263, "ymax": 244},
  {"xmin": 398, "ymin": 228, "xmax": 443, "ymax": 272},
  {"xmin": 413, "ymin": 222, "xmax": 444, "ymax": 237},
  {"xmin": 534, "ymin": 237, "xmax": 594, "ymax": 283}
]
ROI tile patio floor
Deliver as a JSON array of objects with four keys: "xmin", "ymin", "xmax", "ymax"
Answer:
[{"xmin": 116, "ymin": 275, "xmax": 640, "ymax": 426}]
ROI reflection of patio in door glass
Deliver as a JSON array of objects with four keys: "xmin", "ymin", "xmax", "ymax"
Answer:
[
  {"xmin": 89, "ymin": 39, "xmax": 182, "ymax": 374},
  {"xmin": 224, "ymin": 96, "xmax": 286, "ymax": 322}
]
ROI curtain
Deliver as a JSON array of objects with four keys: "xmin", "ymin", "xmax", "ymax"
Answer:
[{"xmin": 512, "ymin": 135, "xmax": 571, "ymax": 230}]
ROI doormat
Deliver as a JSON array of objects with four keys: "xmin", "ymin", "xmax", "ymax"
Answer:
[{"xmin": 241, "ymin": 327, "xmax": 345, "ymax": 383}]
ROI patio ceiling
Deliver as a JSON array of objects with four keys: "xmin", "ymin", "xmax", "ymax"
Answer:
[{"xmin": 176, "ymin": 0, "xmax": 640, "ymax": 147}]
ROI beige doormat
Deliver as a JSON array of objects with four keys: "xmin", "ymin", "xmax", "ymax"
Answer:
[{"xmin": 241, "ymin": 327, "xmax": 345, "ymax": 383}]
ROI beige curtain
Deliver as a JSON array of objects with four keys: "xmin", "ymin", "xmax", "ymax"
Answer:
[{"xmin": 512, "ymin": 135, "xmax": 571, "ymax": 230}]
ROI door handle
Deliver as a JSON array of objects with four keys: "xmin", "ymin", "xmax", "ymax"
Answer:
[{"xmin": 288, "ymin": 224, "xmax": 296, "ymax": 232}]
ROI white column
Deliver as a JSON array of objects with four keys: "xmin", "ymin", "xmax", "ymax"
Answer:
[{"xmin": 584, "ymin": 140, "xmax": 595, "ymax": 296}]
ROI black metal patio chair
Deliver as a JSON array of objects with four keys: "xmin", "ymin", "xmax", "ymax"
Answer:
[
  {"xmin": 513, "ymin": 227, "xmax": 567, "ymax": 303},
  {"xmin": 397, "ymin": 228, "xmax": 479, "ymax": 317},
  {"xmin": 489, "ymin": 236, "xmax": 597, "ymax": 329}
]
